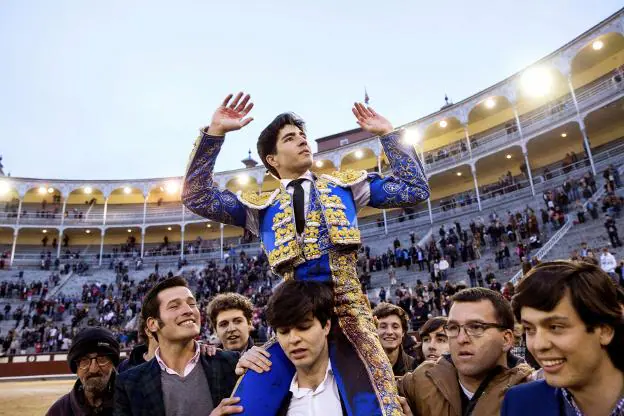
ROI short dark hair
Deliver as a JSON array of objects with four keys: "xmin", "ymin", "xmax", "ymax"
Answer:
[
  {"xmin": 512, "ymin": 260, "xmax": 624, "ymax": 371},
  {"xmin": 266, "ymin": 280, "xmax": 333, "ymax": 330},
  {"xmin": 257, "ymin": 112, "xmax": 306, "ymax": 178},
  {"xmin": 140, "ymin": 276, "xmax": 189, "ymax": 341},
  {"xmin": 372, "ymin": 302, "xmax": 408, "ymax": 334},
  {"xmin": 419, "ymin": 316, "xmax": 448, "ymax": 338},
  {"xmin": 207, "ymin": 292, "xmax": 254, "ymax": 329},
  {"xmin": 451, "ymin": 287, "xmax": 514, "ymax": 330}
]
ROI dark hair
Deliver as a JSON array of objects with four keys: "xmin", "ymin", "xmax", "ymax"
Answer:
[
  {"xmin": 266, "ymin": 280, "xmax": 333, "ymax": 330},
  {"xmin": 207, "ymin": 292, "xmax": 254, "ymax": 329},
  {"xmin": 257, "ymin": 112, "xmax": 306, "ymax": 178},
  {"xmin": 140, "ymin": 276, "xmax": 189, "ymax": 342},
  {"xmin": 372, "ymin": 302, "xmax": 408, "ymax": 334},
  {"xmin": 512, "ymin": 260, "xmax": 624, "ymax": 371},
  {"xmin": 419, "ymin": 316, "xmax": 448, "ymax": 338},
  {"xmin": 451, "ymin": 287, "xmax": 514, "ymax": 330}
]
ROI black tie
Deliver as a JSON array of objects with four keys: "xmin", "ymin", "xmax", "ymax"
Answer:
[{"xmin": 289, "ymin": 179, "xmax": 306, "ymax": 234}]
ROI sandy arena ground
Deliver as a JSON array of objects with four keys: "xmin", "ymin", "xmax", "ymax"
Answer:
[{"xmin": 0, "ymin": 379, "xmax": 75, "ymax": 415}]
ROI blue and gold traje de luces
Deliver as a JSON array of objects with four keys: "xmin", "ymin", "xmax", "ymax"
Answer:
[
  {"xmin": 182, "ymin": 130, "xmax": 430, "ymax": 416},
  {"xmin": 244, "ymin": 171, "xmax": 363, "ymax": 278},
  {"xmin": 233, "ymin": 170, "xmax": 403, "ymax": 416}
]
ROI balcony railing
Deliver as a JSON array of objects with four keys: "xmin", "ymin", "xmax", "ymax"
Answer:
[
  {"xmin": 2, "ymin": 73, "xmax": 623, "ymax": 231},
  {"xmin": 424, "ymin": 69, "xmax": 624, "ymax": 172},
  {"xmin": 359, "ymin": 139, "xmax": 624, "ymax": 236}
]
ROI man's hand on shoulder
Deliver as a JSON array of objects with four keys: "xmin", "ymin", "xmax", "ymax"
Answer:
[{"xmin": 235, "ymin": 346, "xmax": 272, "ymax": 376}]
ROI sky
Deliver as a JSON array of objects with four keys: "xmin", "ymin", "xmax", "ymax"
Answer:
[{"xmin": 1, "ymin": 1, "xmax": 622, "ymax": 180}]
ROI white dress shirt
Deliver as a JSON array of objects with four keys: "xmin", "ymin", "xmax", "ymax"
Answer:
[
  {"xmin": 245, "ymin": 170, "xmax": 370, "ymax": 236},
  {"xmin": 287, "ymin": 360, "xmax": 342, "ymax": 416}
]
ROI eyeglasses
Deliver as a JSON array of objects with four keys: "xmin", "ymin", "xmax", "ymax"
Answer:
[
  {"xmin": 444, "ymin": 322, "xmax": 507, "ymax": 338},
  {"xmin": 77, "ymin": 355, "xmax": 112, "ymax": 370}
]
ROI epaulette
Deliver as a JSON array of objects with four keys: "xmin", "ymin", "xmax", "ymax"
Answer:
[
  {"xmin": 236, "ymin": 189, "xmax": 280, "ymax": 209},
  {"xmin": 321, "ymin": 169, "xmax": 368, "ymax": 187}
]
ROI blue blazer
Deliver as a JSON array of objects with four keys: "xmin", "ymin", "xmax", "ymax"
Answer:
[
  {"xmin": 113, "ymin": 351, "xmax": 239, "ymax": 416},
  {"xmin": 502, "ymin": 380, "xmax": 562, "ymax": 416}
]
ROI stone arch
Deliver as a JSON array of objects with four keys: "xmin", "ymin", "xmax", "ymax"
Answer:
[
  {"xmin": 570, "ymin": 32, "xmax": 624, "ymax": 89},
  {"xmin": 108, "ymin": 186, "xmax": 146, "ymax": 204},
  {"xmin": 339, "ymin": 147, "xmax": 377, "ymax": 171},
  {"xmin": 146, "ymin": 180, "xmax": 183, "ymax": 204},
  {"xmin": 66, "ymin": 186, "xmax": 106, "ymax": 205}
]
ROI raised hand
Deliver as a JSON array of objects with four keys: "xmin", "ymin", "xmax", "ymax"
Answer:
[
  {"xmin": 352, "ymin": 102, "xmax": 393, "ymax": 136},
  {"xmin": 207, "ymin": 92, "xmax": 254, "ymax": 136}
]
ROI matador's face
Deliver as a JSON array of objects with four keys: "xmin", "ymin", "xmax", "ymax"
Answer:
[{"xmin": 267, "ymin": 124, "xmax": 312, "ymax": 178}]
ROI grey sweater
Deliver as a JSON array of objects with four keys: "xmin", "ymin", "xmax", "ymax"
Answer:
[{"xmin": 161, "ymin": 363, "xmax": 214, "ymax": 415}]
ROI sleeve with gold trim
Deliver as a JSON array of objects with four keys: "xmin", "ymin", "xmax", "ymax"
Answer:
[
  {"xmin": 181, "ymin": 132, "xmax": 248, "ymax": 228},
  {"xmin": 367, "ymin": 131, "xmax": 430, "ymax": 208}
]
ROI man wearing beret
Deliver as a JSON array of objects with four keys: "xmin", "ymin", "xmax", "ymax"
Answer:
[{"xmin": 47, "ymin": 327, "xmax": 120, "ymax": 416}]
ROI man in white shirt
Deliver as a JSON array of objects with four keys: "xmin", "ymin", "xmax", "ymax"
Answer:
[
  {"xmin": 238, "ymin": 280, "xmax": 343, "ymax": 415},
  {"xmin": 235, "ymin": 280, "xmax": 413, "ymax": 416},
  {"xmin": 439, "ymin": 257, "xmax": 450, "ymax": 281},
  {"xmin": 600, "ymin": 247, "xmax": 617, "ymax": 277}
]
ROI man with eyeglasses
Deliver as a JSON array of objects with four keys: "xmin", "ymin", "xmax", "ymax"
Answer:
[
  {"xmin": 398, "ymin": 287, "xmax": 533, "ymax": 416},
  {"xmin": 47, "ymin": 327, "xmax": 120, "ymax": 416}
]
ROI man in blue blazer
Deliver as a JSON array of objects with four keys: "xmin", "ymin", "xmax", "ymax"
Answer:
[
  {"xmin": 502, "ymin": 261, "xmax": 624, "ymax": 416},
  {"xmin": 114, "ymin": 277, "xmax": 241, "ymax": 416}
]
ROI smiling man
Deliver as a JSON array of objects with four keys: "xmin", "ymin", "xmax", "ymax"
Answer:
[
  {"xmin": 207, "ymin": 293, "xmax": 255, "ymax": 353},
  {"xmin": 502, "ymin": 261, "xmax": 624, "ymax": 416},
  {"xmin": 372, "ymin": 302, "xmax": 417, "ymax": 376},
  {"xmin": 398, "ymin": 288, "xmax": 533, "ymax": 416},
  {"xmin": 114, "ymin": 277, "xmax": 241, "ymax": 416},
  {"xmin": 182, "ymin": 92, "xmax": 429, "ymax": 415}
]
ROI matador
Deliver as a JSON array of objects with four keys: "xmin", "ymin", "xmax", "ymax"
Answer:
[{"xmin": 182, "ymin": 92, "xmax": 430, "ymax": 416}]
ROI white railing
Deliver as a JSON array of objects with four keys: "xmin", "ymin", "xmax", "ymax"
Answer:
[
  {"xmin": 509, "ymin": 218, "xmax": 573, "ymax": 284},
  {"xmin": 508, "ymin": 169, "xmax": 612, "ymax": 284},
  {"xmin": 470, "ymin": 130, "xmax": 521, "ymax": 160},
  {"xmin": 2, "ymin": 76, "xmax": 623, "ymax": 232}
]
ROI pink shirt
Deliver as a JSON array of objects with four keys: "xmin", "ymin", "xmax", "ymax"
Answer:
[{"xmin": 155, "ymin": 341, "xmax": 200, "ymax": 377}]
